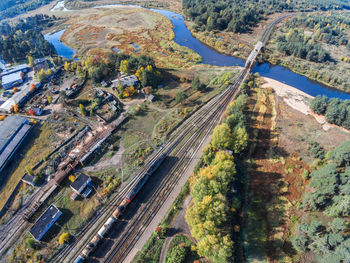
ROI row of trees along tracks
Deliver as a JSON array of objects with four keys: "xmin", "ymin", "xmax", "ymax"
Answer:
[{"xmin": 55, "ymin": 68, "xmax": 248, "ymax": 263}]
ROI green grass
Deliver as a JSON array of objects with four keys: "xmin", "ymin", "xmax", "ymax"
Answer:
[{"xmin": 245, "ymin": 196, "xmax": 269, "ymax": 263}]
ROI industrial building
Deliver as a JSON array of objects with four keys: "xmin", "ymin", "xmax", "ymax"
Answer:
[
  {"xmin": 29, "ymin": 205, "xmax": 62, "ymax": 241},
  {"xmin": 1, "ymin": 64, "xmax": 28, "ymax": 77},
  {"xmin": 1, "ymin": 71, "xmax": 23, "ymax": 90},
  {"xmin": 0, "ymin": 82, "xmax": 41, "ymax": 113},
  {"xmin": 0, "ymin": 116, "xmax": 31, "ymax": 174}
]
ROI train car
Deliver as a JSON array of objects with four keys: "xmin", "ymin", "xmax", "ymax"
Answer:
[
  {"xmin": 74, "ymin": 256, "xmax": 85, "ymax": 263},
  {"xmin": 146, "ymin": 153, "xmax": 166, "ymax": 175},
  {"xmin": 81, "ymin": 235, "xmax": 101, "ymax": 257},
  {"xmin": 112, "ymin": 199, "xmax": 129, "ymax": 219},
  {"xmin": 127, "ymin": 152, "xmax": 167, "ymax": 202},
  {"xmin": 97, "ymin": 216, "xmax": 116, "ymax": 238}
]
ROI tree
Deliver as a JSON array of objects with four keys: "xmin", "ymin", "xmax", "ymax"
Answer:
[
  {"xmin": 64, "ymin": 61, "xmax": 71, "ymax": 72},
  {"xmin": 120, "ymin": 60, "xmax": 129, "ymax": 74},
  {"xmin": 47, "ymin": 95, "xmax": 52, "ymax": 104},
  {"xmin": 232, "ymin": 126, "xmax": 248, "ymax": 153},
  {"xmin": 58, "ymin": 232, "xmax": 70, "ymax": 245},
  {"xmin": 192, "ymin": 76, "xmax": 201, "ymax": 91},
  {"xmin": 175, "ymin": 92, "xmax": 187, "ymax": 104},
  {"xmin": 25, "ymin": 166, "xmax": 34, "ymax": 175},
  {"xmin": 79, "ymin": 104, "xmax": 86, "ymax": 117},
  {"xmin": 211, "ymin": 123, "xmax": 233, "ymax": 150},
  {"xmin": 30, "ymin": 83, "xmax": 36, "ymax": 92},
  {"xmin": 166, "ymin": 245, "xmax": 188, "ymax": 263},
  {"xmin": 69, "ymin": 175, "xmax": 76, "ymax": 183},
  {"xmin": 26, "ymin": 238, "xmax": 36, "ymax": 250},
  {"xmin": 12, "ymin": 87, "xmax": 18, "ymax": 93},
  {"xmin": 330, "ymin": 140, "xmax": 350, "ymax": 166},
  {"xmin": 27, "ymin": 55, "xmax": 34, "ymax": 67}
]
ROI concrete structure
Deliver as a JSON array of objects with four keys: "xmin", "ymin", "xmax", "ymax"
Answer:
[
  {"xmin": 0, "ymin": 116, "xmax": 31, "ymax": 174},
  {"xmin": 29, "ymin": 205, "xmax": 62, "ymax": 241},
  {"xmin": 1, "ymin": 71, "xmax": 23, "ymax": 90}
]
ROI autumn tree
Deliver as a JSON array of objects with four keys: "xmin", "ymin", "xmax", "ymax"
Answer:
[
  {"xmin": 211, "ymin": 123, "xmax": 233, "ymax": 150},
  {"xmin": 120, "ymin": 60, "xmax": 129, "ymax": 74},
  {"xmin": 79, "ymin": 104, "xmax": 86, "ymax": 117},
  {"xmin": 29, "ymin": 83, "xmax": 36, "ymax": 92},
  {"xmin": 27, "ymin": 55, "xmax": 34, "ymax": 67},
  {"xmin": 47, "ymin": 95, "xmax": 53, "ymax": 104},
  {"xmin": 58, "ymin": 232, "xmax": 70, "ymax": 245}
]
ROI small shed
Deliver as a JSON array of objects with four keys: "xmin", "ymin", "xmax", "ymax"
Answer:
[{"xmin": 70, "ymin": 173, "xmax": 92, "ymax": 197}]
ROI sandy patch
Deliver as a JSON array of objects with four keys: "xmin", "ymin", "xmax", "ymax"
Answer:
[{"xmin": 261, "ymin": 77, "xmax": 348, "ymax": 132}]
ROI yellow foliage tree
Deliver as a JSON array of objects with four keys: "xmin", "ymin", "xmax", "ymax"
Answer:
[
  {"xmin": 69, "ymin": 175, "xmax": 76, "ymax": 182},
  {"xmin": 58, "ymin": 232, "xmax": 70, "ymax": 245}
]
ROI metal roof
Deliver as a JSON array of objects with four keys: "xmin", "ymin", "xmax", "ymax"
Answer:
[
  {"xmin": 71, "ymin": 173, "xmax": 91, "ymax": 192},
  {"xmin": 0, "ymin": 116, "xmax": 27, "ymax": 152},
  {"xmin": 29, "ymin": 205, "xmax": 62, "ymax": 240},
  {"xmin": 1, "ymin": 64, "xmax": 28, "ymax": 76},
  {"xmin": 1, "ymin": 71, "xmax": 23, "ymax": 85}
]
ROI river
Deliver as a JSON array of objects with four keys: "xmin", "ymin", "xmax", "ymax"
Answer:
[{"xmin": 46, "ymin": 5, "xmax": 350, "ymax": 99}]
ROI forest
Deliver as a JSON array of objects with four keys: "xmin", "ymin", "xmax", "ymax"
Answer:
[
  {"xmin": 0, "ymin": 15, "xmax": 56, "ymax": 63},
  {"xmin": 0, "ymin": 0, "xmax": 53, "ymax": 20},
  {"xmin": 285, "ymin": 13, "xmax": 350, "ymax": 47},
  {"xmin": 276, "ymin": 29, "xmax": 330, "ymax": 62},
  {"xmin": 182, "ymin": 0, "xmax": 350, "ymax": 33},
  {"xmin": 310, "ymin": 95, "xmax": 350, "ymax": 129},
  {"xmin": 292, "ymin": 141, "xmax": 350, "ymax": 262}
]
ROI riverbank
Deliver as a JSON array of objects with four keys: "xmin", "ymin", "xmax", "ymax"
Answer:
[{"xmin": 261, "ymin": 77, "xmax": 350, "ymax": 133}]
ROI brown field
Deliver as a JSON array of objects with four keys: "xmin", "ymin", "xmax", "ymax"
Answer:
[
  {"xmin": 244, "ymin": 81, "xmax": 350, "ymax": 262},
  {"xmin": 57, "ymin": 6, "xmax": 200, "ymax": 68}
]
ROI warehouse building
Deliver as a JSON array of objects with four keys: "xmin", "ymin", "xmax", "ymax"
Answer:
[
  {"xmin": 1, "ymin": 71, "xmax": 23, "ymax": 90},
  {"xmin": 1, "ymin": 64, "xmax": 28, "ymax": 77},
  {"xmin": 29, "ymin": 205, "xmax": 62, "ymax": 241},
  {"xmin": 0, "ymin": 116, "xmax": 31, "ymax": 174}
]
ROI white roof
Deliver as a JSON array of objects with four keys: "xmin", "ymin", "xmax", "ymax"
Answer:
[
  {"xmin": 2, "ymin": 71, "xmax": 22, "ymax": 85},
  {"xmin": 0, "ymin": 82, "xmax": 39, "ymax": 112},
  {"xmin": 2, "ymin": 64, "xmax": 28, "ymax": 76}
]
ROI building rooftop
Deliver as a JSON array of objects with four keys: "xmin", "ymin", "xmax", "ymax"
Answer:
[
  {"xmin": 71, "ymin": 173, "xmax": 91, "ymax": 193},
  {"xmin": 1, "ymin": 64, "xmax": 28, "ymax": 76},
  {"xmin": 29, "ymin": 205, "xmax": 62, "ymax": 241},
  {"xmin": 1, "ymin": 71, "xmax": 23, "ymax": 85},
  {"xmin": 112, "ymin": 75, "xmax": 138, "ymax": 88},
  {"xmin": 0, "ymin": 116, "xmax": 27, "ymax": 152},
  {"xmin": 0, "ymin": 82, "xmax": 40, "ymax": 112}
]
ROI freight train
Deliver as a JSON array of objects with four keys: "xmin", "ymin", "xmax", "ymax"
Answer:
[{"xmin": 74, "ymin": 151, "xmax": 167, "ymax": 263}]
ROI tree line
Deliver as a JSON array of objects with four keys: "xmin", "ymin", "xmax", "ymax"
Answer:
[
  {"xmin": 310, "ymin": 95, "xmax": 350, "ymax": 129},
  {"xmin": 292, "ymin": 140, "xmax": 350, "ymax": 262},
  {"xmin": 185, "ymin": 93, "xmax": 248, "ymax": 263},
  {"xmin": 183, "ymin": 0, "xmax": 350, "ymax": 34},
  {"xmin": 0, "ymin": 14, "xmax": 56, "ymax": 63}
]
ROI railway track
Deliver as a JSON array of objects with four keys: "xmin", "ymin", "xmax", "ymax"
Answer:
[
  {"xmin": 57, "ymin": 69, "xmax": 247, "ymax": 263},
  {"xmin": 102, "ymin": 69, "xmax": 249, "ymax": 263}
]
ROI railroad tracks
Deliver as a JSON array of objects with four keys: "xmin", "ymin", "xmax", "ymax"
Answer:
[
  {"xmin": 55, "ymin": 69, "xmax": 247, "ymax": 263},
  {"xmin": 102, "ymin": 69, "xmax": 249, "ymax": 263}
]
